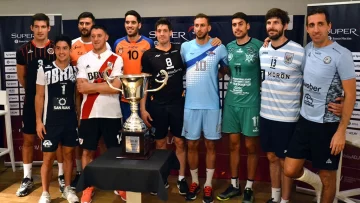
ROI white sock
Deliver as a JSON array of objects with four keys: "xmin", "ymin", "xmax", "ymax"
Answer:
[
  {"xmin": 231, "ymin": 177, "xmax": 239, "ymax": 188},
  {"xmin": 245, "ymin": 179, "xmax": 254, "ymax": 189},
  {"xmin": 58, "ymin": 163, "xmax": 64, "ymax": 176},
  {"xmin": 178, "ymin": 175, "xmax": 185, "ymax": 181},
  {"xmin": 76, "ymin": 159, "xmax": 82, "ymax": 172},
  {"xmin": 297, "ymin": 168, "xmax": 322, "ymax": 202},
  {"xmin": 190, "ymin": 168, "xmax": 199, "ymax": 185},
  {"xmin": 23, "ymin": 163, "xmax": 32, "ymax": 179},
  {"xmin": 271, "ymin": 188, "xmax": 281, "ymax": 202},
  {"xmin": 204, "ymin": 168, "xmax": 214, "ymax": 187},
  {"xmin": 280, "ymin": 198, "xmax": 289, "ymax": 203}
]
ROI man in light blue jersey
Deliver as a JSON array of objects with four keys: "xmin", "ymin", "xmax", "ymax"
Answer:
[
  {"xmin": 180, "ymin": 13, "xmax": 228, "ymax": 203},
  {"xmin": 284, "ymin": 8, "xmax": 356, "ymax": 203},
  {"xmin": 259, "ymin": 8, "xmax": 321, "ymax": 203}
]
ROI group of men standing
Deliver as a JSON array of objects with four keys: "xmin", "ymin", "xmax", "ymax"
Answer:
[{"xmin": 14, "ymin": 7, "xmax": 355, "ymax": 203}]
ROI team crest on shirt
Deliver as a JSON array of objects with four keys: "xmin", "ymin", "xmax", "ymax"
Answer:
[
  {"xmin": 117, "ymin": 47, "xmax": 123, "ymax": 55},
  {"xmin": 284, "ymin": 52, "xmax": 294, "ymax": 65},
  {"xmin": 207, "ymin": 51, "xmax": 216, "ymax": 56},
  {"xmin": 228, "ymin": 53, "xmax": 233, "ymax": 61},
  {"xmin": 47, "ymin": 48, "xmax": 54, "ymax": 54},
  {"xmin": 323, "ymin": 56, "xmax": 332, "ymax": 64}
]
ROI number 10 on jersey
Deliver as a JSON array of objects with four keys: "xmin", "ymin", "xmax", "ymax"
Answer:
[{"xmin": 195, "ymin": 60, "xmax": 206, "ymax": 71}]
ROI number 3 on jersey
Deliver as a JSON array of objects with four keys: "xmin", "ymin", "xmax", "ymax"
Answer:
[{"xmin": 127, "ymin": 50, "xmax": 138, "ymax": 60}]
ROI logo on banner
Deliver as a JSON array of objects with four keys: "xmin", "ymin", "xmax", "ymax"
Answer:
[
  {"xmin": 328, "ymin": 28, "xmax": 360, "ymax": 41},
  {"xmin": 11, "ymin": 33, "xmax": 34, "ymax": 44}
]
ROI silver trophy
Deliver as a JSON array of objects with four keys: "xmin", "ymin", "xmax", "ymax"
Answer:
[{"xmin": 103, "ymin": 63, "xmax": 168, "ymax": 158}]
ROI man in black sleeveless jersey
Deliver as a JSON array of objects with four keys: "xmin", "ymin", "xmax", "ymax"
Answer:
[
  {"xmin": 35, "ymin": 35, "xmax": 79, "ymax": 203},
  {"xmin": 15, "ymin": 13, "xmax": 65, "ymax": 197},
  {"xmin": 140, "ymin": 18, "xmax": 188, "ymax": 196}
]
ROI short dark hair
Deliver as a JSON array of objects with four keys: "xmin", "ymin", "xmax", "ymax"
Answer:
[
  {"xmin": 232, "ymin": 12, "xmax": 249, "ymax": 23},
  {"xmin": 78, "ymin": 12, "xmax": 95, "ymax": 23},
  {"xmin": 194, "ymin": 13, "xmax": 210, "ymax": 25},
  {"xmin": 32, "ymin": 13, "xmax": 49, "ymax": 26},
  {"xmin": 54, "ymin": 35, "xmax": 72, "ymax": 48},
  {"xmin": 307, "ymin": 7, "xmax": 330, "ymax": 25},
  {"xmin": 265, "ymin": 8, "xmax": 290, "ymax": 25},
  {"xmin": 90, "ymin": 25, "xmax": 108, "ymax": 35},
  {"xmin": 155, "ymin": 18, "xmax": 173, "ymax": 31},
  {"xmin": 125, "ymin": 10, "xmax": 141, "ymax": 23}
]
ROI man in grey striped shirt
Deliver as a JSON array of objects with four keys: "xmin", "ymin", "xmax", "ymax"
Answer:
[{"xmin": 259, "ymin": 8, "xmax": 320, "ymax": 203}]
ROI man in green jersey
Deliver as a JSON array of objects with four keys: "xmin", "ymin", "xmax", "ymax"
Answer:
[{"xmin": 217, "ymin": 12, "xmax": 262, "ymax": 203}]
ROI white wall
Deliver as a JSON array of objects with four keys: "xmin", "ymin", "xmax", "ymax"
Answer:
[{"xmin": 0, "ymin": 0, "xmax": 348, "ymax": 20}]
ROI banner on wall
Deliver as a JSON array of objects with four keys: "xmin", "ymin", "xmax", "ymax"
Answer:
[
  {"xmin": 297, "ymin": 2, "xmax": 360, "ymax": 201},
  {"xmin": 64, "ymin": 15, "xmax": 305, "ymax": 180},
  {"xmin": 0, "ymin": 14, "xmax": 62, "ymax": 163}
]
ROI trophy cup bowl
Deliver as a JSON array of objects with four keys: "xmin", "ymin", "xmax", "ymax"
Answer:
[{"xmin": 103, "ymin": 67, "xmax": 168, "ymax": 159}]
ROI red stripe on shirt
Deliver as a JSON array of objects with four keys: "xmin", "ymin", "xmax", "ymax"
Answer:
[{"xmin": 81, "ymin": 54, "xmax": 118, "ymax": 119}]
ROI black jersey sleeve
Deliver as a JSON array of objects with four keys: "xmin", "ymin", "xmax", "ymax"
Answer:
[
  {"xmin": 141, "ymin": 50, "xmax": 152, "ymax": 74},
  {"xmin": 16, "ymin": 46, "xmax": 26, "ymax": 65}
]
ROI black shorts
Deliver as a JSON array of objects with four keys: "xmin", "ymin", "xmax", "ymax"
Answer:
[
  {"xmin": 42, "ymin": 125, "xmax": 78, "ymax": 152},
  {"xmin": 148, "ymin": 101, "xmax": 184, "ymax": 140},
  {"xmin": 79, "ymin": 118, "xmax": 122, "ymax": 151},
  {"xmin": 286, "ymin": 116, "xmax": 340, "ymax": 170},
  {"xmin": 260, "ymin": 116, "xmax": 297, "ymax": 158},
  {"xmin": 22, "ymin": 101, "xmax": 36, "ymax": 134}
]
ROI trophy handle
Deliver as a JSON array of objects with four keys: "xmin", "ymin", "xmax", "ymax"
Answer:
[
  {"xmin": 146, "ymin": 70, "xmax": 168, "ymax": 92},
  {"xmin": 103, "ymin": 66, "xmax": 124, "ymax": 94}
]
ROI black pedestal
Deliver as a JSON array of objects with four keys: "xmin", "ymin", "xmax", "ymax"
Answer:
[{"xmin": 120, "ymin": 130, "xmax": 154, "ymax": 160}]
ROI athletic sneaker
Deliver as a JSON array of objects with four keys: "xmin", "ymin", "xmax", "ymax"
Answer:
[
  {"xmin": 150, "ymin": 181, "xmax": 169, "ymax": 195},
  {"xmin": 177, "ymin": 178, "xmax": 188, "ymax": 195},
  {"xmin": 203, "ymin": 186, "xmax": 214, "ymax": 203},
  {"xmin": 81, "ymin": 186, "xmax": 94, "ymax": 203},
  {"xmin": 242, "ymin": 188, "xmax": 254, "ymax": 203},
  {"xmin": 216, "ymin": 184, "xmax": 241, "ymax": 201},
  {"xmin": 38, "ymin": 191, "xmax": 51, "ymax": 203},
  {"xmin": 62, "ymin": 186, "xmax": 79, "ymax": 203},
  {"xmin": 114, "ymin": 190, "xmax": 126, "ymax": 201},
  {"xmin": 71, "ymin": 171, "xmax": 81, "ymax": 189},
  {"xmin": 16, "ymin": 177, "xmax": 34, "ymax": 197},
  {"xmin": 58, "ymin": 175, "xmax": 65, "ymax": 193},
  {"xmin": 266, "ymin": 198, "xmax": 277, "ymax": 203},
  {"xmin": 185, "ymin": 182, "xmax": 200, "ymax": 201}
]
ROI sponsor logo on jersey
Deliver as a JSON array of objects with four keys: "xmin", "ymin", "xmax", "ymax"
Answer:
[
  {"xmin": 228, "ymin": 53, "xmax": 233, "ymax": 61},
  {"xmin": 28, "ymin": 50, "xmax": 33, "ymax": 54},
  {"xmin": 284, "ymin": 52, "xmax": 294, "ymax": 65},
  {"xmin": 261, "ymin": 51, "xmax": 268, "ymax": 55},
  {"xmin": 45, "ymin": 65, "xmax": 52, "ymax": 69},
  {"xmin": 303, "ymin": 82, "xmax": 321, "ymax": 92},
  {"xmin": 43, "ymin": 140, "xmax": 53, "ymax": 148},
  {"xmin": 304, "ymin": 93, "xmax": 314, "ymax": 107},
  {"xmin": 88, "ymin": 71, "xmax": 104, "ymax": 80},
  {"xmin": 155, "ymin": 54, "xmax": 160, "ymax": 57},
  {"xmin": 47, "ymin": 48, "xmax": 54, "ymax": 55},
  {"xmin": 323, "ymin": 56, "xmax": 331, "ymax": 64}
]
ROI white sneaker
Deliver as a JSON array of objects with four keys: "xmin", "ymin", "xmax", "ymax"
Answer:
[
  {"xmin": 62, "ymin": 186, "xmax": 79, "ymax": 203},
  {"xmin": 38, "ymin": 192, "xmax": 51, "ymax": 203}
]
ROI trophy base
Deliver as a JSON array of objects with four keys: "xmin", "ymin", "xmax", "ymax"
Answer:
[{"xmin": 120, "ymin": 130, "xmax": 154, "ymax": 160}]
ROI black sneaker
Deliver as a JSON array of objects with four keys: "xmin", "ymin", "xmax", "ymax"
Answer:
[
  {"xmin": 70, "ymin": 171, "xmax": 81, "ymax": 189},
  {"xmin": 185, "ymin": 182, "xmax": 200, "ymax": 201},
  {"xmin": 203, "ymin": 186, "xmax": 214, "ymax": 203},
  {"xmin": 266, "ymin": 198, "xmax": 277, "ymax": 203},
  {"xmin": 177, "ymin": 178, "xmax": 188, "ymax": 195},
  {"xmin": 16, "ymin": 177, "xmax": 34, "ymax": 197},
  {"xmin": 150, "ymin": 181, "xmax": 170, "ymax": 195},
  {"xmin": 216, "ymin": 184, "xmax": 241, "ymax": 201},
  {"xmin": 242, "ymin": 188, "xmax": 254, "ymax": 203},
  {"xmin": 58, "ymin": 175, "xmax": 65, "ymax": 193}
]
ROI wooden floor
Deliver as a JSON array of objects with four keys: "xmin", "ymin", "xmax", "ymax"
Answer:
[{"xmin": 0, "ymin": 166, "xmax": 315, "ymax": 203}]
